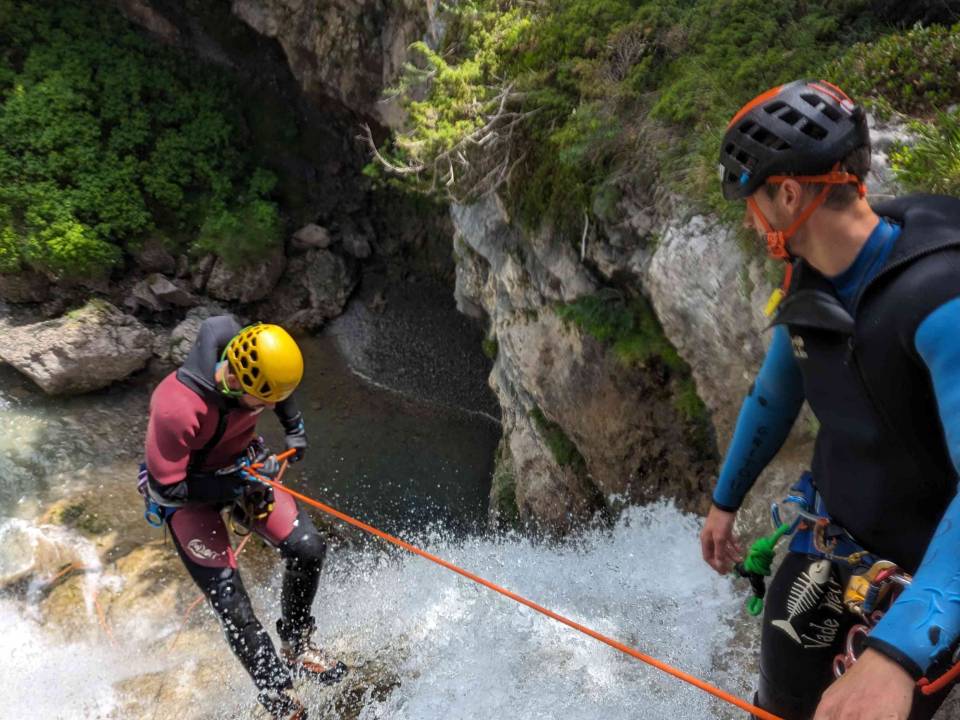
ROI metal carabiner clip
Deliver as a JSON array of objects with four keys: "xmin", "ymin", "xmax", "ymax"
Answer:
[{"xmin": 770, "ymin": 492, "xmax": 808, "ymax": 533}]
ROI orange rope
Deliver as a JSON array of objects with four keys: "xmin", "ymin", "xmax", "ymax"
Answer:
[
  {"xmin": 46, "ymin": 562, "xmax": 80, "ymax": 585},
  {"xmin": 244, "ymin": 462, "xmax": 783, "ymax": 720},
  {"xmin": 44, "ymin": 563, "xmax": 116, "ymax": 646},
  {"xmin": 919, "ymin": 660, "xmax": 960, "ymax": 695},
  {"xmin": 94, "ymin": 593, "xmax": 116, "ymax": 647}
]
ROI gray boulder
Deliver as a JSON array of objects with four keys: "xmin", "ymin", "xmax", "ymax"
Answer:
[
  {"xmin": 0, "ymin": 300, "xmax": 153, "ymax": 394},
  {"xmin": 291, "ymin": 224, "xmax": 332, "ymax": 251},
  {"xmin": 206, "ymin": 247, "xmax": 287, "ymax": 303},
  {"xmin": 146, "ymin": 273, "xmax": 198, "ymax": 308},
  {"xmin": 255, "ymin": 249, "xmax": 356, "ymax": 332},
  {"xmin": 165, "ymin": 304, "xmax": 231, "ymax": 366}
]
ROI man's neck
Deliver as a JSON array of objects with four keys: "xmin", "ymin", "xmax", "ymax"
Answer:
[{"xmin": 795, "ymin": 199, "xmax": 881, "ymax": 277}]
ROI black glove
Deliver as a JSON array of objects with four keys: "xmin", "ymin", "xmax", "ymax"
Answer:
[{"xmin": 282, "ymin": 412, "xmax": 307, "ymax": 463}]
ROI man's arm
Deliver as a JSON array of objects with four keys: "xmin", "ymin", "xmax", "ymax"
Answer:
[
  {"xmin": 702, "ymin": 325, "xmax": 805, "ymax": 573},
  {"xmin": 713, "ymin": 325, "xmax": 806, "ymax": 510},
  {"xmin": 865, "ymin": 295, "xmax": 960, "ymax": 676},
  {"xmin": 275, "ymin": 394, "xmax": 307, "ymax": 462}
]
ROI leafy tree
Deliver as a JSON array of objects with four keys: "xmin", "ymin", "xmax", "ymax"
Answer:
[{"xmin": 0, "ymin": 0, "xmax": 280, "ymax": 278}]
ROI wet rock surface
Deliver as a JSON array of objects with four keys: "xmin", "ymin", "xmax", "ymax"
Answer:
[{"xmin": 0, "ymin": 300, "xmax": 154, "ymax": 395}]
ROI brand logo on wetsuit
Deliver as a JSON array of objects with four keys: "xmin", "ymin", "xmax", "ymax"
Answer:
[
  {"xmin": 772, "ymin": 559, "xmax": 844, "ymax": 649},
  {"xmin": 187, "ymin": 538, "xmax": 222, "ymax": 561},
  {"xmin": 791, "ymin": 335, "xmax": 808, "ymax": 360}
]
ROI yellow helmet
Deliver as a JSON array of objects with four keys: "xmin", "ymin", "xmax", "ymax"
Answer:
[{"xmin": 224, "ymin": 323, "xmax": 303, "ymax": 403}]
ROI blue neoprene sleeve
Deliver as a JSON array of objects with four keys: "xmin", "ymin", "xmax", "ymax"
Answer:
[
  {"xmin": 712, "ymin": 325, "xmax": 806, "ymax": 510},
  {"xmin": 867, "ymin": 296, "xmax": 960, "ymax": 676}
]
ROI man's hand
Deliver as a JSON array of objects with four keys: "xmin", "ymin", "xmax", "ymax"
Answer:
[
  {"xmin": 814, "ymin": 649, "xmax": 914, "ymax": 720},
  {"xmin": 700, "ymin": 505, "xmax": 742, "ymax": 574}
]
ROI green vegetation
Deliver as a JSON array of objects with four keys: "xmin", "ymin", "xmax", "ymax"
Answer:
[
  {"xmin": 890, "ymin": 110, "xmax": 960, "ymax": 197},
  {"xmin": 529, "ymin": 405, "xmax": 585, "ymax": 470},
  {"xmin": 0, "ymin": 1, "xmax": 280, "ymax": 277},
  {"xmin": 555, "ymin": 289, "xmax": 681, "ymax": 369},
  {"xmin": 48, "ymin": 499, "xmax": 110, "ymax": 536},
  {"xmin": 383, "ymin": 2, "xmax": 960, "ymax": 231},
  {"xmin": 827, "ymin": 23, "xmax": 960, "ymax": 117},
  {"xmin": 481, "ymin": 335, "xmax": 499, "ymax": 360},
  {"xmin": 490, "ymin": 439, "xmax": 519, "ymax": 526}
]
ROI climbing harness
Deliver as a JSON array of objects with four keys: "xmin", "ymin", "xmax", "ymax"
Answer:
[
  {"xmin": 736, "ymin": 473, "xmax": 960, "ymax": 694},
  {"xmin": 237, "ymin": 452, "xmax": 785, "ymax": 720},
  {"xmin": 137, "ymin": 463, "xmax": 177, "ymax": 528},
  {"xmin": 222, "ymin": 439, "xmax": 278, "ymax": 535},
  {"xmin": 832, "ymin": 559, "xmax": 912, "ymax": 679}
]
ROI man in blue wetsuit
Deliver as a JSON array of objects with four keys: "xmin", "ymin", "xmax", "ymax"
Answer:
[{"xmin": 702, "ymin": 79, "xmax": 960, "ymax": 719}]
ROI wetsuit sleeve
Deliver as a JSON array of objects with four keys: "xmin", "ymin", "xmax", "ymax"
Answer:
[
  {"xmin": 712, "ymin": 325, "xmax": 805, "ymax": 511},
  {"xmin": 866, "ymin": 296, "xmax": 960, "ymax": 677},
  {"xmin": 274, "ymin": 394, "xmax": 303, "ymax": 433}
]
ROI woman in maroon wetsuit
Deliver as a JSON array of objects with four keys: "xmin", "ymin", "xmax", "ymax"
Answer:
[{"xmin": 143, "ymin": 316, "xmax": 344, "ymax": 720}]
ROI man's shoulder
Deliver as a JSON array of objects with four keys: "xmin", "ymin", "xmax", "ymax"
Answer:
[{"xmin": 150, "ymin": 372, "xmax": 213, "ymax": 423}]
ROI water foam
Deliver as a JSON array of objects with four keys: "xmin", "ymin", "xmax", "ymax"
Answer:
[
  {"xmin": 1, "ymin": 502, "xmax": 756, "ymax": 719},
  {"xmin": 302, "ymin": 501, "xmax": 753, "ymax": 720}
]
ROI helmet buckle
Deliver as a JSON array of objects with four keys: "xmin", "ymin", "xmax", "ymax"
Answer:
[{"xmin": 766, "ymin": 231, "xmax": 789, "ymax": 260}]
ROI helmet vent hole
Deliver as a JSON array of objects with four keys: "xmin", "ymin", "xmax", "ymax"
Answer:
[
  {"xmin": 242, "ymin": 373, "xmax": 252, "ymax": 386},
  {"xmin": 251, "ymin": 367, "xmax": 260, "ymax": 379},
  {"xmin": 801, "ymin": 93, "xmax": 842, "ymax": 122},
  {"xmin": 242, "ymin": 341, "xmax": 249, "ymax": 351},
  {"xmin": 800, "ymin": 120, "xmax": 827, "ymax": 140},
  {"xmin": 250, "ymin": 350, "xmax": 258, "ymax": 362},
  {"xmin": 750, "ymin": 127, "xmax": 783, "ymax": 150},
  {"xmin": 738, "ymin": 120, "xmax": 757, "ymax": 135},
  {"xmin": 778, "ymin": 108, "xmax": 802, "ymax": 127},
  {"xmin": 261, "ymin": 382, "xmax": 271, "ymax": 395},
  {"xmin": 764, "ymin": 101, "xmax": 786, "ymax": 115},
  {"xmin": 240, "ymin": 357, "xmax": 249, "ymax": 368}
]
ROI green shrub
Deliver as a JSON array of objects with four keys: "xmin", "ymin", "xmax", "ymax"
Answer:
[
  {"xmin": 826, "ymin": 23, "xmax": 960, "ymax": 116},
  {"xmin": 384, "ymin": 0, "xmax": 890, "ymax": 229},
  {"xmin": 490, "ymin": 439, "xmax": 519, "ymax": 526},
  {"xmin": 529, "ymin": 405, "xmax": 585, "ymax": 469},
  {"xmin": 0, "ymin": 1, "xmax": 278, "ymax": 278},
  {"xmin": 890, "ymin": 110, "xmax": 960, "ymax": 196},
  {"xmin": 481, "ymin": 335, "xmax": 499, "ymax": 360},
  {"xmin": 194, "ymin": 170, "xmax": 282, "ymax": 268},
  {"xmin": 555, "ymin": 290, "xmax": 682, "ymax": 369}
]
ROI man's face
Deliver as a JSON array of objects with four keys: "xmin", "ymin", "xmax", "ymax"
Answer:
[
  {"xmin": 223, "ymin": 368, "xmax": 276, "ymax": 410},
  {"xmin": 239, "ymin": 394, "xmax": 275, "ymax": 411},
  {"xmin": 742, "ymin": 187, "xmax": 782, "ymax": 237}
]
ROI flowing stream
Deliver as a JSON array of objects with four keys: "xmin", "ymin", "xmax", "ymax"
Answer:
[{"xmin": 0, "ymin": 289, "xmax": 761, "ymax": 720}]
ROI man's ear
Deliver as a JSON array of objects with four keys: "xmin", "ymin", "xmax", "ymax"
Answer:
[{"xmin": 777, "ymin": 178, "xmax": 806, "ymax": 214}]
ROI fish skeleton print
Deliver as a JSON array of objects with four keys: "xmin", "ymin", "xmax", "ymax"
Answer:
[{"xmin": 772, "ymin": 559, "xmax": 844, "ymax": 647}]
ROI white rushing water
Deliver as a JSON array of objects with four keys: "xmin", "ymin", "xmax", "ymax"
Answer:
[{"xmin": 1, "ymin": 502, "xmax": 757, "ymax": 720}]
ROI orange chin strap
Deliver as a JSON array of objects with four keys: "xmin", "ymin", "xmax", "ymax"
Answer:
[{"xmin": 746, "ymin": 164, "xmax": 866, "ymax": 261}]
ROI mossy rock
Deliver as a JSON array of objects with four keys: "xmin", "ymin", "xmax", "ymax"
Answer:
[{"xmin": 42, "ymin": 498, "xmax": 111, "ymax": 536}]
